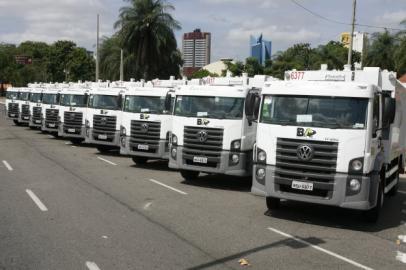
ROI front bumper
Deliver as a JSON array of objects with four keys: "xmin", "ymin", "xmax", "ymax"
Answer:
[
  {"xmin": 29, "ymin": 118, "xmax": 42, "ymax": 127},
  {"xmin": 58, "ymin": 124, "xmax": 86, "ymax": 138},
  {"xmin": 18, "ymin": 115, "xmax": 30, "ymax": 124},
  {"xmin": 168, "ymin": 145, "xmax": 251, "ymax": 176},
  {"xmin": 85, "ymin": 128, "xmax": 120, "ymax": 147},
  {"xmin": 41, "ymin": 121, "xmax": 59, "ymax": 132},
  {"xmin": 6, "ymin": 112, "xmax": 19, "ymax": 120},
  {"xmin": 255, "ymin": 164, "xmax": 379, "ymax": 210},
  {"xmin": 120, "ymin": 136, "xmax": 169, "ymax": 159}
]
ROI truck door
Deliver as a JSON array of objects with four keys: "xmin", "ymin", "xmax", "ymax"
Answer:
[{"xmin": 371, "ymin": 94, "xmax": 382, "ymax": 161}]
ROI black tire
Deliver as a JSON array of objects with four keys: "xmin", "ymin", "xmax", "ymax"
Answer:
[
  {"xmin": 180, "ymin": 170, "xmax": 200, "ymax": 181},
  {"xmin": 132, "ymin": 156, "xmax": 148, "ymax": 164},
  {"xmin": 365, "ymin": 181, "xmax": 383, "ymax": 222},
  {"xmin": 13, "ymin": 120, "xmax": 21, "ymax": 126},
  {"xmin": 70, "ymin": 138, "xmax": 84, "ymax": 144},
  {"xmin": 29, "ymin": 126, "xmax": 37, "ymax": 130},
  {"xmin": 266, "ymin": 196, "xmax": 280, "ymax": 210}
]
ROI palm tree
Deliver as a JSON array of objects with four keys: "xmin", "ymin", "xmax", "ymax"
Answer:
[
  {"xmin": 114, "ymin": 0, "xmax": 181, "ymax": 80},
  {"xmin": 364, "ymin": 31, "xmax": 397, "ymax": 71}
]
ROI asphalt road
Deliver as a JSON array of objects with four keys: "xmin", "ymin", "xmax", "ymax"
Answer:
[{"xmin": 0, "ymin": 110, "xmax": 406, "ymax": 269}]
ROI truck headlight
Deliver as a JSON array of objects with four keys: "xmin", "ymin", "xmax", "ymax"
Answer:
[
  {"xmin": 231, "ymin": 139, "xmax": 241, "ymax": 150},
  {"xmin": 85, "ymin": 120, "xmax": 90, "ymax": 128},
  {"xmin": 349, "ymin": 179, "xmax": 361, "ymax": 192},
  {"xmin": 172, "ymin": 134, "xmax": 178, "ymax": 146},
  {"xmin": 351, "ymin": 159, "xmax": 363, "ymax": 171},
  {"xmin": 257, "ymin": 150, "xmax": 267, "ymax": 163},
  {"xmin": 349, "ymin": 157, "xmax": 363, "ymax": 174},
  {"xmin": 230, "ymin": 153, "xmax": 240, "ymax": 164},
  {"xmin": 120, "ymin": 136, "xmax": 126, "ymax": 147},
  {"xmin": 171, "ymin": 147, "xmax": 177, "ymax": 159},
  {"xmin": 120, "ymin": 125, "xmax": 127, "ymax": 136},
  {"xmin": 256, "ymin": 168, "xmax": 266, "ymax": 179}
]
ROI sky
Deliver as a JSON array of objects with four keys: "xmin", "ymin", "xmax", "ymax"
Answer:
[{"xmin": 0, "ymin": 0, "xmax": 405, "ymax": 62}]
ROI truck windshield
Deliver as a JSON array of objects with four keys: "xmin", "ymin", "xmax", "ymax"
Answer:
[
  {"xmin": 6, "ymin": 91, "xmax": 18, "ymax": 99},
  {"xmin": 261, "ymin": 95, "xmax": 368, "ymax": 129},
  {"xmin": 174, "ymin": 96, "xmax": 244, "ymax": 119},
  {"xmin": 42, "ymin": 94, "xmax": 59, "ymax": 105},
  {"xmin": 60, "ymin": 94, "xmax": 87, "ymax": 107},
  {"xmin": 19, "ymin": 92, "xmax": 30, "ymax": 101},
  {"xmin": 30, "ymin": 93, "xmax": 42, "ymax": 102},
  {"xmin": 124, "ymin": 96, "xmax": 168, "ymax": 114},
  {"xmin": 89, "ymin": 95, "xmax": 120, "ymax": 110}
]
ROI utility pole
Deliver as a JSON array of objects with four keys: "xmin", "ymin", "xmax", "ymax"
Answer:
[
  {"xmin": 96, "ymin": 13, "xmax": 100, "ymax": 82},
  {"xmin": 347, "ymin": 0, "xmax": 356, "ymax": 68},
  {"xmin": 120, "ymin": 49, "xmax": 124, "ymax": 81}
]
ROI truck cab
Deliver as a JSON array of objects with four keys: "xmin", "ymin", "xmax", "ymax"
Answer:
[
  {"xmin": 16, "ymin": 87, "xmax": 32, "ymax": 125},
  {"xmin": 41, "ymin": 85, "xmax": 64, "ymax": 133},
  {"xmin": 253, "ymin": 66, "xmax": 406, "ymax": 221},
  {"xmin": 120, "ymin": 78, "xmax": 185, "ymax": 164},
  {"xmin": 5, "ymin": 87, "xmax": 20, "ymax": 124},
  {"xmin": 168, "ymin": 75, "xmax": 270, "ymax": 180},
  {"xmin": 28, "ymin": 83, "xmax": 45, "ymax": 128},
  {"xmin": 85, "ymin": 82, "xmax": 126, "ymax": 151},
  {"xmin": 58, "ymin": 82, "xmax": 90, "ymax": 143}
]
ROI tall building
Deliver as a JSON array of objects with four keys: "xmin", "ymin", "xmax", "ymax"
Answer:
[
  {"xmin": 250, "ymin": 34, "xmax": 272, "ymax": 66},
  {"xmin": 182, "ymin": 29, "xmax": 211, "ymax": 77}
]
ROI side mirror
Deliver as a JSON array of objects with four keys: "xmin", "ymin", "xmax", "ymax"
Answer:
[
  {"xmin": 383, "ymin": 96, "xmax": 396, "ymax": 127},
  {"xmin": 56, "ymin": 93, "xmax": 61, "ymax": 103},
  {"xmin": 117, "ymin": 95, "xmax": 123, "ymax": 110},
  {"xmin": 164, "ymin": 92, "xmax": 172, "ymax": 112},
  {"xmin": 245, "ymin": 91, "xmax": 259, "ymax": 126},
  {"xmin": 84, "ymin": 93, "xmax": 89, "ymax": 106}
]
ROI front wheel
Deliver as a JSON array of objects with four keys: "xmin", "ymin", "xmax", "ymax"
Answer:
[
  {"xmin": 364, "ymin": 182, "xmax": 383, "ymax": 222},
  {"xmin": 180, "ymin": 170, "xmax": 200, "ymax": 181},
  {"xmin": 13, "ymin": 120, "xmax": 21, "ymax": 126},
  {"xmin": 266, "ymin": 197, "xmax": 280, "ymax": 210},
  {"xmin": 132, "ymin": 156, "xmax": 148, "ymax": 165}
]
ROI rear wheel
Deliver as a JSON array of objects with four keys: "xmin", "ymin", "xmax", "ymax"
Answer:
[
  {"xmin": 70, "ymin": 138, "xmax": 84, "ymax": 144},
  {"xmin": 266, "ymin": 197, "xmax": 280, "ymax": 210},
  {"xmin": 132, "ymin": 156, "xmax": 148, "ymax": 165},
  {"xmin": 180, "ymin": 170, "xmax": 200, "ymax": 181},
  {"xmin": 365, "ymin": 181, "xmax": 383, "ymax": 222}
]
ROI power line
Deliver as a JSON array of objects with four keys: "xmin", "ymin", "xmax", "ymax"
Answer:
[{"xmin": 289, "ymin": 0, "xmax": 403, "ymax": 31}]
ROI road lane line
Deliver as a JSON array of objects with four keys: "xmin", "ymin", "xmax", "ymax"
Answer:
[
  {"xmin": 398, "ymin": 190, "xmax": 406, "ymax": 195},
  {"xmin": 268, "ymin": 227, "xmax": 374, "ymax": 270},
  {"xmin": 149, "ymin": 179, "xmax": 188, "ymax": 195},
  {"xmin": 86, "ymin": 261, "xmax": 101, "ymax": 270},
  {"xmin": 97, "ymin": 156, "xmax": 117, "ymax": 166},
  {"xmin": 65, "ymin": 142, "xmax": 72, "ymax": 145},
  {"xmin": 26, "ymin": 189, "xmax": 48, "ymax": 211},
  {"xmin": 2, "ymin": 160, "xmax": 13, "ymax": 171}
]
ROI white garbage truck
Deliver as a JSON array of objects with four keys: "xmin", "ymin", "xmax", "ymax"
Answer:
[
  {"xmin": 85, "ymin": 81, "xmax": 127, "ymax": 152},
  {"xmin": 168, "ymin": 74, "xmax": 271, "ymax": 180},
  {"xmin": 253, "ymin": 66, "xmax": 406, "ymax": 221},
  {"xmin": 5, "ymin": 87, "xmax": 20, "ymax": 124},
  {"xmin": 41, "ymin": 84, "xmax": 65, "ymax": 133},
  {"xmin": 16, "ymin": 87, "xmax": 32, "ymax": 125},
  {"xmin": 120, "ymin": 78, "xmax": 186, "ymax": 164},
  {"xmin": 28, "ymin": 83, "xmax": 45, "ymax": 129},
  {"xmin": 58, "ymin": 82, "xmax": 91, "ymax": 143}
]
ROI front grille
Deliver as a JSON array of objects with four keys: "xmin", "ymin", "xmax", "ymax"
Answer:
[
  {"xmin": 7, "ymin": 103, "xmax": 19, "ymax": 117},
  {"xmin": 130, "ymin": 120, "xmax": 161, "ymax": 153},
  {"xmin": 183, "ymin": 126, "xmax": 223, "ymax": 168},
  {"xmin": 63, "ymin": 112, "xmax": 83, "ymax": 134},
  {"xmin": 275, "ymin": 138, "xmax": 338, "ymax": 199},
  {"xmin": 21, "ymin": 104, "xmax": 30, "ymax": 119},
  {"xmin": 93, "ymin": 115, "xmax": 117, "ymax": 142},
  {"xmin": 32, "ymin": 107, "xmax": 42, "ymax": 123},
  {"xmin": 45, "ymin": 109, "xmax": 59, "ymax": 128}
]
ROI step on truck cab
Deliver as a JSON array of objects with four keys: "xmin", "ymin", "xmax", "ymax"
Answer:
[
  {"xmin": 120, "ymin": 77, "xmax": 186, "ymax": 164},
  {"xmin": 28, "ymin": 83, "xmax": 45, "ymax": 128},
  {"xmin": 85, "ymin": 81, "xmax": 126, "ymax": 151},
  {"xmin": 16, "ymin": 87, "xmax": 32, "ymax": 125},
  {"xmin": 5, "ymin": 87, "xmax": 20, "ymax": 124},
  {"xmin": 58, "ymin": 82, "xmax": 91, "ymax": 143},
  {"xmin": 253, "ymin": 66, "xmax": 406, "ymax": 221},
  {"xmin": 41, "ymin": 84, "xmax": 65, "ymax": 133},
  {"xmin": 168, "ymin": 74, "xmax": 271, "ymax": 180}
]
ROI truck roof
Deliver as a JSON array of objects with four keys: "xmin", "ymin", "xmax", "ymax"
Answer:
[
  {"xmin": 176, "ymin": 85, "xmax": 249, "ymax": 98},
  {"xmin": 125, "ymin": 87, "xmax": 172, "ymax": 97}
]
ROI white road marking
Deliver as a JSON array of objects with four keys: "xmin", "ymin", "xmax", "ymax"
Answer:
[
  {"xmin": 268, "ymin": 227, "xmax": 374, "ymax": 270},
  {"xmin": 71, "ymin": 145, "xmax": 77, "ymax": 148},
  {"xmin": 149, "ymin": 179, "xmax": 188, "ymax": 195},
  {"xmin": 143, "ymin": 202, "xmax": 153, "ymax": 210},
  {"xmin": 97, "ymin": 156, "xmax": 117, "ymax": 166},
  {"xmin": 86, "ymin": 261, "xmax": 101, "ymax": 270},
  {"xmin": 65, "ymin": 142, "xmax": 72, "ymax": 145},
  {"xmin": 398, "ymin": 190, "xmax": 406, "ymax": 195},
  {"xmin": 47, "ymin": 135, "xmax": 54, "ymax": 139},
  {"xmin": 2, "ymin": 160, "xmax": 13, "ymax": 171},
  {"xmin": 396, "ymin": 251, "xmax": 406, "ymax": 263},
  {"xmin": 25, "ymin": 189, "xmax": 48, "ymax": 212},
  {"xmin": 102, "ymin": 235, "xmax": 108, "ymax": 239}
]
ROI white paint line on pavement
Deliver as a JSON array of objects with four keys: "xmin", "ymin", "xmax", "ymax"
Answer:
[
  {"xmin": 65, "ymin": 142, "xmax": 72, "ymax": 145},
  {"xmin": 71, "ymin": 145, "xmax": 77, "ymax": 148},
  {"xmin": 396, "ymin": 251, "xmax": 406, "ymax": 264},
  {"xmin": 398, "ymin": 190, "xmax": 406, "ymax": 195},
  {"xmin": 86, "ymin": 261, "xmax": 101, "ymax": 270},
  {"xmin": 143, "ymin": 202, "xmax": 153, "ymax": 210},
  {"xmin": 25, "ymin": 189, "xmax": 48, "ymax": 212},
  {"xmin": 268, "ymin": 227, "xmax": 374, "ymax": 270},
  {"xmin": 2, "ymin": 160, "xmax": 13, "ymax": 171},
  {"xmin": 149, "ymin": 179, "xmax": 188, "ymax": 195},
  {"xmin": 47, "ymin": 135, "xmax": 54, "ymax": 139},
  {"xmin": 97, "ymin": 156, "xmax": 117, "ymax": 166}
]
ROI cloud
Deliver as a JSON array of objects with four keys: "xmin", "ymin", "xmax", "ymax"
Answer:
[
  {"xmin": 202, "ymin": 0, "xmax": 280, "ymax": 8},
  {"xmin": 374, "ymin": 10, "xmax": 406, "ymax": 27}
]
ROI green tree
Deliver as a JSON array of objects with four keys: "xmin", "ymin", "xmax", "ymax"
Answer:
[
  {"xmin": 115, "ymin": 0, "xmax": 181, "ymax": 80},
  {"xmin": 66, "ymin": 47, "xmax": 95, "ymax": 81},
  {"xmin": 222, "ymin": 60, "xmax": 244, "ymax": 76},
  {"xmin": 244, "ymin": 57, "xmax": 263, "ymax": 76},
  {"xmin": 365, "ymin": 31, "xmax": 397, "ymax": 71},
  {"xmin": 191, "ymin": 69, "xmax": 219, "ymax": 79},
  {"xmin": 48, "ymin": 40, "xmax": 76, "ymax": 82}
]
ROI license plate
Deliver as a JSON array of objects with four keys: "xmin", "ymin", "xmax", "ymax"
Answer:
[
  {"xmin": 10, "ymin": 114, "xmax": 15, "ymax": 117},
  {"xmin": 68, "ymin": 128, "xmax": 76, "ymax": 133},
  {"xmin": 193, "ymin": 156, "xmax": 208, "ymax": 164},
  {"xmin": 24, "ymin": 117, "xmax": 29, "ymax": 120},
  {"xmin": 137, "ymin": 144, "xmax": 149, "ymax": 150},
  {"xmin": 291, "ymin": 181, "xmax": 313, "ymax": 191},
  {"xmin": 35, "ymin": 120, "xmax": 41, "ymax": 123},
  {"xmin": 49, "ymin": 123, "xmax": 55, "ymax": 127},
  {"xmin": 98, "ymin": 134, "xmax": 107, "ymax": 140}
]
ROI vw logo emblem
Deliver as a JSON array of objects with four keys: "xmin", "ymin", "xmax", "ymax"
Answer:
[
  {"xmin": 141, "ymin": 123, "xmax": 149, "ymax": 133},
  {"xmin": 197, "ymin": 130, "xmax": 208, "ymax": 142},
  {"xmin": 297, "ymin": 145, "xmax": 314, "ymax": 161}
]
